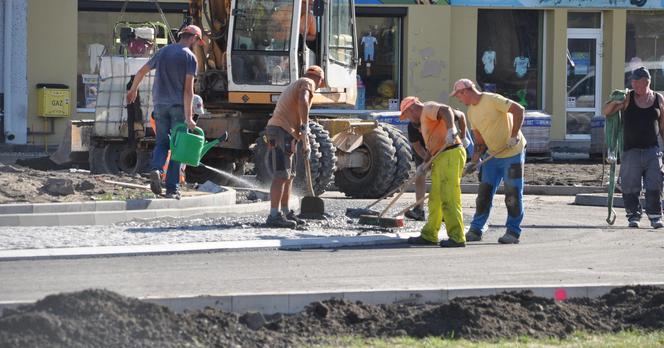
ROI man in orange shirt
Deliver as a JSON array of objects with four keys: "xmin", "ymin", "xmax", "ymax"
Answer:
[
  {"xmin": 271, "ymin": 0, "xmax": 316, "ymax": 45},
  {"xmin": 400, "ymin": 97, "xmax": 467, "ymax": 247},
  {"xmin": 264, "ymin": 65, "xmax": 324, "ymax": 228}
]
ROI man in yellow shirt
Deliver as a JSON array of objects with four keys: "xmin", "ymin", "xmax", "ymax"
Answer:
[
  {"xmin": 451, "ymin": 78, "xmax": 526, "ymax": 244},
  {"xmin": 400, "ymin": 97, "xmax": 467, "ymax": 247}
]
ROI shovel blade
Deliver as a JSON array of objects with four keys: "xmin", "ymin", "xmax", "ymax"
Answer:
[{"xmin": 300, "ymin": 196, "xmax": 325, "ymax": 219}]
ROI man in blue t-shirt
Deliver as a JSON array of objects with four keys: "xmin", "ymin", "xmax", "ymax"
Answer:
[{"xmin": 127, "ymin": 25, "xmax": 202, "ymax": 199}]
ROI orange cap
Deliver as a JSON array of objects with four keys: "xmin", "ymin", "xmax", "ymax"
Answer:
[
  {"xmin": 305, "ymin": 65, "xmax": 324, "ymax": 80},
  {"xmin": 399, "ymin": 96, "xmax": 419, "ymax": 120}
]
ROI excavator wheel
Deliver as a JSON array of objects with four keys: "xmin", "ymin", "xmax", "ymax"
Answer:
[
  {"xmin": 379, "ymin": 124, "xmax": 414, "ymax": 194},
  {"xmin": 310, "ymin": 122, "xmax": 337, "ymax": 193},
  {"xmin": 101, "ymin": 143, "xmax": 151, "ymax": 174},
  {"xmin": 334, "ymin": 126, "xmax": 398, "ymax": 198}
]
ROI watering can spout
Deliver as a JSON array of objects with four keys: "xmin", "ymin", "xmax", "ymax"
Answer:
[{"xmin": 201, "ymin": 131, "xmax": 230, "ymax": 157}]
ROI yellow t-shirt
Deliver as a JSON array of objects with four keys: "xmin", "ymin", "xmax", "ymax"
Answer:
[{"xmin": 467, "ymin": 92, "xmax": 526, "ymax": 158}]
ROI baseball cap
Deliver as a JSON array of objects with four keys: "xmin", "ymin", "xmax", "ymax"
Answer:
[
  {"xmin": 450, "ymin": 78, "xmax": 476, "ymax": 97},
  {"xmin": 193, "ymin": 94, "xmax": 205, "ymax": 115},
  {"xmin": 399, "ymin": 96, "xmax": 419, "ymax": 120},
  {"xmin": 305, "ymin": 65, "xmax": 324, "ymax": 80},
  {"xmin": 630, "ymin": 66, "xmax": 651, "ymax": 80},
  {"xmin": 178, "ymin": 25, "xmax": 205, "ymax": 46}
]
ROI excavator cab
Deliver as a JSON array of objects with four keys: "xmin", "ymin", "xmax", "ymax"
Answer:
[{"xmin": 202, "ymin": 0, "xmax": 358, "ymax": 107}]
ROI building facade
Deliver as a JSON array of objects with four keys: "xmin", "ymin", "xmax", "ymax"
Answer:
[{"xmin": 3, "ymin": 0, "xmax": 664, "ymax": 155}]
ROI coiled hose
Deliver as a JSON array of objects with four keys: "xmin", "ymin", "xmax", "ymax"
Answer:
[{"xmin": 605, "ymin": 89, "xmax": 627, "ymax": 225}]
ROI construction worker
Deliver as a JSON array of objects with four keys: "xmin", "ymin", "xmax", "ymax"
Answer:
[
  {"xmin": 127, "ymin": 25, "xmax": 204, "ymax": 199},
  {"xmin": 400, "ymin": 97, "xmax": 467, "ymax": 248},
  {"xmin": 451, "ymin": 78, "xmax": 526, "ymax": 244},
  {"xmin": 602, "ymin": 66, "xmax": 664, "ymax": 229},
  {"xmin": 265, "ymin": 65, "xmax": 325, "ymax": 228},
  {"xmin": 405, "ymin": 109, "xmax": 472, "ymax": 221}
]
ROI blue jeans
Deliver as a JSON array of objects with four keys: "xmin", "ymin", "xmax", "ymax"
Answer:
[
  {"xmin": 151, "ymin": 104, "xmax": 184, "ymax": 192},
  {"xmin": 470, "ymin": 151, "xmax": 525, "ymax": 235},
  {"xmin": 619, "ymin": 147, "xmax": 663, "ymax": 220}
]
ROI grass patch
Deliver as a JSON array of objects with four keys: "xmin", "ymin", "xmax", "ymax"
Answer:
[{"xmin": 314, "ymin": 330, "xmax": 664, "ymax": 348}]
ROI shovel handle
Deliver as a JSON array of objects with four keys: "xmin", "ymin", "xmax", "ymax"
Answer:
[
  {"xmin": 303, "ymin": 156, "xmax": 316, "ymax": 197},
  {"xmin": 395, "ymin": 194, "xmax": 429, "ymax": 217}
]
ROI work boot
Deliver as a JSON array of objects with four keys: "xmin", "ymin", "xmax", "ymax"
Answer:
[
  {"xmin": 628, "ymin": 217, "xmax": 640, "ymax": 228},
  {"xmin": 266, "ymin": 213, "xmax": 297, "ymax": 229},
  {"xmin": 149, "ymin": 170, "xmax": 162, "ymax": 195},
  {"xmin": 285, "ymin": 210, "xmax": 306, "ymax": 225},
  {"xmin": 464, "ymin": 228, "xmax": 482, "ymax": 242},
  {"xmin": 164, "ymin": 189, "xmax": 181, "ymax": 200},
  {"xmin": 650, "ymin": 217, "xmax": 663, "ymax": 229},
  {"xmin": 406, "ymin": 236, "xmax": 437, "ymax": 246},
  {"xmin": 439, "ymin": 239, "xmax": 465, "ymax": 248},
  {"xmin": 498, "ymin": 230, "xmax": 520, "ymax": 244},
  {"xmin": 404, "ymin": 207, "xmax": 425, "ymax": 221}
]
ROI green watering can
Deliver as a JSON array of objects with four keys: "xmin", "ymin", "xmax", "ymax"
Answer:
[{"xmin": 169, "ymin": 123, "xmax": 229, "ymax": 167}]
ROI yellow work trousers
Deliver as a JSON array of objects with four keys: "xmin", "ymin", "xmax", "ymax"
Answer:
[{"xmin": 420, "ymin": 146, "xmax": 466, "ymax": 243}]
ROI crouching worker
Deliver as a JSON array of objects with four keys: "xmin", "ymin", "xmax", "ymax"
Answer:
[
  {"xmin": 405, "ymin": 109, "xmax": 472, "ymax": 221},
  {"xmin": 264, "ymin": 65, "xmax": 325, "ymax": 228},
  {"xmin": 400, "ymin": 97, "xmax": 467, "ymax": 247}
]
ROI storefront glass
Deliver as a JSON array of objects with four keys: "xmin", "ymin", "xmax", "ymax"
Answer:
[
  {"xmin": 77, "ymin": 11, "xmax": 184, "ymax": 109},
  {"xmin": 356, "ymin": 16, "xmax": 401, "ymax": 110},
  {"xmin": 625, "ymin": 11, "xmax": 664, "ymax": 92},
  {"xmin": 476, "ymin": 10, "xmax": 543, "ymax": 110}
]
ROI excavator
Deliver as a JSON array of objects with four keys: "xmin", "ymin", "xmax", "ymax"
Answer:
[{"xmin": 63, "ymin": 0, "xmax": 412, "ymax": 198}]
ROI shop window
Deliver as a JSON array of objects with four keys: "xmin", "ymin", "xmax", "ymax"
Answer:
[
  {"xmin": 476, "ymin": 10, "xmax": 543, "ymax": 110},
  {"xmin": 77, "ymin": 9, "xmax": 185, "ymax": 109},
  {"xmin": 356, "ymin": 14, "xmax": 402, "ymax": 110},
  {"xmin": 625, "ymin": 11, "xmax": 664, "ymax": 92}
]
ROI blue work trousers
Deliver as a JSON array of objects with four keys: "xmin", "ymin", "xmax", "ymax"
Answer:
[
  {"xmin": 470, "ymin": 151, "xmax": 525, "ymax": 235},
  {"xmin": 151, "ymin": 104, "xmax": 185, "ymax": 192}
]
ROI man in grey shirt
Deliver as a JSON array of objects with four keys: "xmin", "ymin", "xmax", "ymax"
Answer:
[{"xmin": 127, "ymin": 25, "xmax": 202, "ymax": 199}]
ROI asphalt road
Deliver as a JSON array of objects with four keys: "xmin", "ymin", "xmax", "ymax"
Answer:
[{"xmin": 1, "ymin": 196, "xmax": 663, "ymax": 303}]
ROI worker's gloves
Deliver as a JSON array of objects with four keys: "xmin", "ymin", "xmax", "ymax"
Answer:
[
  {"xmin": 300, "ymin": 124, "xmax": 310, "ymax": 136},
  {"xmin": 461, "ymin": 137, "xmax": 470, "ymax": 148},
  {"xmin": 415, "ymin": 163, "xmax": 429, "ymax": 177},
  {"xmin": 506, "ymin": 136, "xmax": 520, "ymax": 149},
  {"xmin": 463, "ymin": 159, "xmax": 481, "ymax": 176},
  {"xmin": 445, "ymin": 128, "xmax": 458, "ymax": 146}
]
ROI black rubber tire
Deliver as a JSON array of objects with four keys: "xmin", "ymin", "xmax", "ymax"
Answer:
[
  {"xmin": 88, "ymin": 144, "xmax": 106, "ymax": 174},
  {"xmin": 380, "ymin": 124, "xmax": 414, "ymax": 194},
  {"xmin": 309, "ymin": 122, "xmax": 336, "ymax": 194},
  {"xmin": 253, "ymin": 125, "xmax": 323, "ymax": 194},
  {"xmin": 101, "ymin": 143, "xmax": 150, "ymax": 174},
  {"xmin": 334, "ymin": 126, "xmax": 397, "ymax": 198}
]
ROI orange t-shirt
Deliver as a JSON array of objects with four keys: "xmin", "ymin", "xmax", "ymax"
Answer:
[
  {"xmin": 420, "ymin": 101, "xmax": 454, "ymax": 156},
  {"xmin": 267, "ymin": 77, "xmax": 316, "ymax": 137}
]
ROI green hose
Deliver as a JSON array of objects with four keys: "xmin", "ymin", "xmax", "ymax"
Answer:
[{"xmin": 604, "ymin": 89, "xmax": 627, "ymax": 225}]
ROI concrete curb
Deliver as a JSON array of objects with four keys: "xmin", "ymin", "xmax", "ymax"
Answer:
[
  {"xmin": 458, "ymin": 184, "xmax": 605, "ymax": 196},
  {"xmin": 2, "ymin": 283, "xmax": 662, "ymax": 315},
  {"xmin": 0, "ymin": 233, "xmax": 411, "ymax": 261},
  {"xmin": 574, "ymin": 193, "xmax": 633, "ymax": 208},
  {"xmin": 0, "ymin": 189, "xmax": 236, "ymax": 215}
]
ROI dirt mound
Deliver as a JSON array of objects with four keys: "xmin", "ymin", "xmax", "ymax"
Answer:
[{"xmin": 1, "ymin": 286, "xmax": 663, "ymax": 347}]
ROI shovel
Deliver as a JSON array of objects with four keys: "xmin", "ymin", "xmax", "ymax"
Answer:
[{"xmin": 299, "ymin": 142, "xmax": 326, "ymax": 219}]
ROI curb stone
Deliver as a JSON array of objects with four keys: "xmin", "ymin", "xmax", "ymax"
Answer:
[{"xmin": 2, "ymin": 283, "xmax": 662, "ymax": 315}]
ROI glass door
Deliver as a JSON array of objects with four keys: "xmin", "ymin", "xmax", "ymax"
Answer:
[{"xmin": 566, "ymin": 29, "xmax": 602, "ymax": 139}]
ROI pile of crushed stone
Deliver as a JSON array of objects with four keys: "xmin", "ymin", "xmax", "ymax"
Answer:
[{"xmin": 1, "ymin": 286, "xmax": 663, "ymax": 347}]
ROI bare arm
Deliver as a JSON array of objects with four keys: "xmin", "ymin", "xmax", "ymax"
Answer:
[
  {"xmin": 508, "ymin": 102, "xmax": 525, "ymax": 138},
  {"xmin": 471, "ymin": 129, "xmax": 487, "ymax": 163},
  {"xmin": 299, "ymin": 89, "xmax": 311, "ymax": 140},
  {"xmin": 602, "ymin": 92, "xmax": 628, "ymax": 117},
  {"xmin": 411, "ymin": 141, "xmax": 429, "ymax": 161},
  {"xmin": 437, "ymin": 106, "xmax": 457, "ymax": 133},
  {"xmin": 183, "ymin": 74, "xmax": 196, "ymax": 129},
  {"xmin": 658, "ymin": 93, "xmax": 664, "ymax": 145},
  {"xmin": 455, "ymin": 110, "xmax": 468, "ymax": 139},
  {"xmin": 126, "ymin": 64, "xmax": 152, "ymax": 104}
]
